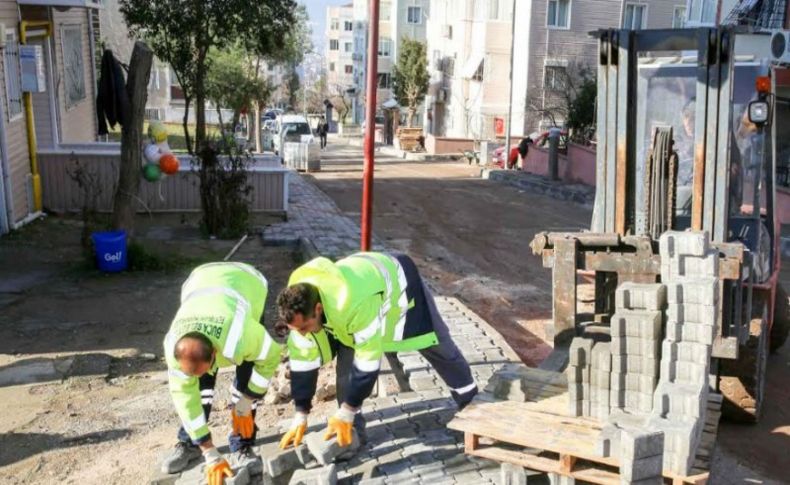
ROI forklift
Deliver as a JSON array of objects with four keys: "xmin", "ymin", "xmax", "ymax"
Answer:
[{"xmin": 530, "ymin": 26, "xmax": 789, "ymax": 422}]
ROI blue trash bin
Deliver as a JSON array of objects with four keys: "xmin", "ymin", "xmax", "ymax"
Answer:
[{"xmin": 92, "ymin": 230, "xmax": 128, "ymax": 272}]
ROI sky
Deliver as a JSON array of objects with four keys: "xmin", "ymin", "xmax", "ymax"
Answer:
[{"xmin": 300, "ymin": 0, "xmax": 341, "ymax": 53}]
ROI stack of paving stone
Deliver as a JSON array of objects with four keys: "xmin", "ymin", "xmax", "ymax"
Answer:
[
  {"xmin": 610, "ymin": 282, "xmax": 666, "ymax": 415},
  {"xmin": 647, "ymin": 230, "xmax": 719, "ymax": 476},
  {"xmin": 567, "ymin": 336, "xmax": 614, "ymax": 419}
]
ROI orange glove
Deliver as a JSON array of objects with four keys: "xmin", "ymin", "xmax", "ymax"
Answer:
[
  {"xmin": 232, "ymin": 395, "xmax": 255, "ymax": 439},
  {"xmin": 279, "ymin": 412, "xmax": 308, "ymax": 449},
  {"xmin": 203, "ymin": 448, "xmax": 233, "ymax": 485},
  {"xmin": 324, "ymin": 406, "xmax": 355, "ymax": 447}
]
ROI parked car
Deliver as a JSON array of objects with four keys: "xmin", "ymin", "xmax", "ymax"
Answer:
[{"xmin": 273, "ymin": 114, "xmax": 315, "ymax": 158}]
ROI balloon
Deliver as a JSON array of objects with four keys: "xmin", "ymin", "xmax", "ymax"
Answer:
[
  {"xmin": 144, "ymin": 143, "xmax": 162, "ymax": 164},
  {"xmin": 156, "ymin": 140, "xmax": 171, "ymax": 154},
  {"xmin": 142, "ymin": 163, "xmax": 162, "ymax": 182},
  {"xmin": 159, "ymin": 153, "xmax": 180, "ymax": 175},
  {"xmin": 148, "ymin": 121, "xmax": 168, "ymax": 143}
]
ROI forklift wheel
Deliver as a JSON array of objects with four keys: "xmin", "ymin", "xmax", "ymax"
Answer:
[
  {"xmin": 770, "ymin": 284, "xmax": 789, "ymax": 353},
  {"xmin": 719, "ymin": 303, "xmax": 768, "ymax": 423}
]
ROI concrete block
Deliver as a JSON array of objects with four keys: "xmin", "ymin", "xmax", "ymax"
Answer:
[
  {"xmin": 569, "ymin": 337, "xmax": 594, "ymax": 366},
  {"xmin": 611, "ymin": 311, "xmax": 663, "ymax": 339},
  {"xmin": 659, "ymin": 231, "xmax": 710, "ymax": 258},
  {"xmin": 616, "ymin": 283, "xmax": 667, "ymax": 311},
  {"xmin": 567, "ymin": 364, "xmax": 590, "ymax": 385},
  {"xmin": 674, "ymin": 361, "xmax": 709, "ymax": 386},
  {"xmin": 581, "ymin": 323, "xmax": 612, "ymax": 343},
  {"xmin": 288, "ymin": 464, "xmax": 337, "ymax": 485},
  {"xmin": 675, "ymin": 341, "xmax": 711, "ymax": 364},
  {"xmin": 568, "ymin": 382, "xmax": 589, "ymax": 402},
  {"xmin": 591, "ymin": 369, "xmax": 611, "ymax": 389},
  {"xmin": 304, "ymin": 430, "xmax": 360, "ymax": 466},
  {"xmin": 597, "ymin": 425, "xmax": 621, "ymax": 457},
  {"xmin": 611, "ymin": 356, "xmax": 659, "ymax": 377},
  {"xmin": 548, "ymin": 473, "xmax": 576, "ymax": 485},
  {"xmin": 666, "ymin": 280, "xmax": 719, "ymax": 305},
  {"xmin": 260, "ymin": 443, "xmax": 302, "ymax": 477},
  {"xmin": 490, "ymin": 373, "xmax": 528, "ymax": 402},
  {"xmin": 226, "ymin": 466, "xmax": 250, "ymax": 485},
  {"xmin": 591, "ymin": 342, "xmax": 612, "ymax": 371},
  {"xmin": 667, "ymin": 252, "xmax": 719, "ymax": 280},
  {"xmin": 568, "ymin": 399, "xmax": 584, "ymax": 417},
  {"xmin": 652, "ymin": 383, "xmax": 707, "ymax": 419},
  {"xmin": 610, "ymin": 388, "xmax": 626, "ymax": 409},
  {"xmin": 500, "ymin": 462, "xmax": 528, "ymax": 485},
  {"xmin": 613, "ymin": 337, "xmax": 660, "ymax": 359},
  {"xmin": 665, "ymin": 321, "xmax": 716, "ymax": 346},
  {"xmin": 666, "ymin": 304, "xmax": 717, "ymax": 327},
  {"xmin": 659, "ymin": 358, "xmax": 676, "ymax": 383},
  {"xmin": 621, "ymin": 455, "xmax": 663, "ymax": 482},
  {"xmin": 620, "ymin": 428, "xmax": 665, "ymax": 459}
]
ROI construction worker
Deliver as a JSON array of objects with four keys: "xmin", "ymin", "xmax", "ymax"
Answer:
[
  {"xmin": 276, "ymin": 252, "xmax": 477, "ymax": 450},
  {"xmin": 161, "ymin": 262, "xmax": 281, "ymax": 485}
]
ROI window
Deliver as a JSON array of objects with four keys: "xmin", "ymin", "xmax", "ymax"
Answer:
[
  {"xmin": 381, "ymin": 2, "xmax": 391, "ymax": 21},
  {"xmin": 623, "ymin": 3, "xmax": 647, "ymax": 29},
  {"xmin": 345, "ymin": 42, "xmax": 353, "ymax": 53},
  {"xmin": 330, "ymin": 39, "xmax": 339, "ymax": 51},
  {"xmin": 489, "ymin": 0, "xmax": 501, "ymax": 20},
  {"xmin": 673, "ymin": 5, "xmax": 687, "ymax": 28},
  {"xmin": 407, "ymin": 6, "xmax": 422, "ymax": 24},
  {"xmin": 61, "ymin": 25, "xmax": 86, "ymax": 108},
  {"xmin": 377, "ymin": 73, "xmax": 392, "ymax": 89},
  {"xmin": 345, "ymin": 65, "xmax": 353, "ymax": 74},
  {"xmin": 3, "ymin": 32, "xmax": 22, "ymax": 120},
  {"xmin": 344, "ymin": 21, "xmax": 353, "ymax": 31},
  {"xmin": 544, "ymin": 66, "xmax": 566, "ymax": 90},
  {"xmin": 148, "ymin": 68, "xmax": 160, "ymax": 90},
  {"xmin": 378, "ymin": 38, "xmax": 392, "ymax": 57},
  {"xmin": 472, "ymin": 59, "xmax": 485, "ymax": 82},
  {"xmin": 547, "ymin": 0, "xmax": 570, "ymax": 28},
  {"xmin": 329, "ymin": 62, "xmax": 335, "ymax": 72},
  {"xmin": 330, "ymin": 19, "xmax": 339, "ymax": 30},
  {"xmin": 687, "ymin": 0, "xmax": 716, "ymax": 25}
]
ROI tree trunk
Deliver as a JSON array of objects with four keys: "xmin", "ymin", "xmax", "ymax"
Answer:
[
  {"xmin": 254, "ymin": 104, "xmax": 261, "ymax": 153},
  {"xmin": 111, "ymin": 41, "xmax": 153, "ymax": 236},
  {"xmin": 195, "ymin": 54, "xmax": 207, "ymax": 150},
  {"xmin": 217, "ymin": 105, "xmax": 225, "ymax": 135},
  {"xmin": 182, "ymin": 96, "xmax": 193, "ymax": 155}
]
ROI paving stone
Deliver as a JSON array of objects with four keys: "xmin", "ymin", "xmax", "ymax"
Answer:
[
  {"xmin": 666, "ymin": 304, "xmax": 717, "ymax": 328},
  {"xmin": 569, "ymin": 337, "xmax": 594, "ymax": 366},
  {"xmin": 409, "ymin": 375, "xmax": 439, "ymax": 391},
  {"xmin": 659, "ymin": 230, "xmax": 710, "ymax": 258},
  {"xmin": 615, "ymin": 283, "xmax": 667, "ymax": 311},
  {"xmin": 258, "ymin": 442, "xmax": 303, "ymax": 477},
  {"xmin": 288, "ymin": 464, "xmax": 337, "ymax": 485},
  {"xmin": 610, "ymin": 311, "xmax": 663, "ymax": 339},
  {"xmin": 357, "ymin": 479, "xmax": 386, "ymax": 485},
  {"xmin": 620, "ymin": 455, "xmax": 662, "ymax": 482},
  {"xmin": 620, "ymin": 428, "xmax": 664, "ymax": 459},
  {"xmin": 226, "ymin": 466, "xmax": 250, "ymax": 485},
  {"xmin": 501, "ymin": 462, "xmax": 528, "ymax": 485},
  {"xmin": 666, "ymin": 280, "xmax": 719, "ymax": 305},
  {"xmin": 591, "ymin": 342, "xmax": 612, "ymax": 371},
  {"xmin": 304, "ymin": 430, "xmax": 361, "ymax": 466}
]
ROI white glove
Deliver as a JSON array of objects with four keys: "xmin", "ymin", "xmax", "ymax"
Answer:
[
  {"xmin": 334, "ymin": 406, "xmax": 356, "ymax": 424},
  {"xmin": 234, "ymin": 394, "xmax": 254, "ymax": 417},
  {"xmin": 203, "ymin": 447, "xmax": 223, "ymax": 465}
]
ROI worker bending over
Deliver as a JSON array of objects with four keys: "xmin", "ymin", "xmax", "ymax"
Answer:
[
  {"xmin": 161, "ymin": 262, "xmax": 281, "ymax": 485},
  {"xmin": 276, "ymin": 252, "xmax": 477, "ymax": 449}
]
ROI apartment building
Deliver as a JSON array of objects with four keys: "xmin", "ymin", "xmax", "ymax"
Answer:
[
  {"xmin": 349, "ymin": 0, "xmax": 430, "ymax": 124},
  {"xmin": 326, "ymin": 3, "xmax": 356, "ymax": 99}
]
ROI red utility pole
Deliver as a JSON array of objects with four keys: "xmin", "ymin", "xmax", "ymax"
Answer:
[{"xmin": 361, "ymin": 0, "xmax": 380, "ymax": 251}]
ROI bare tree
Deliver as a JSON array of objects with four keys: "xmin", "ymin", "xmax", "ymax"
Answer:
[
  {"xmin": 527, "ymin": 60, "xmax": 596, "ymax": 142},
  {"xmin": 329, "ymin": 84, "xmax": 353, "ymax": 125}
]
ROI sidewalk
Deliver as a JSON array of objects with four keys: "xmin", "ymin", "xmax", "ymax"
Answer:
[{"xmin": 256, "ymin": 171, "xmax": 523, "ymax": 483}]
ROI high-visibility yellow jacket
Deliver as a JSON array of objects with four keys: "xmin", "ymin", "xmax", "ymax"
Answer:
[
  {"xmin": 287, "ymin": 253, "xmax": 438, "ymax": 410},
  {"xmin": 164, "ymin": 262, "xmax": 281, "ymax": 442}
]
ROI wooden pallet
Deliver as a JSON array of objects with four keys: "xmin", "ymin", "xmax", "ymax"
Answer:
[{"xmin": 448, "ymin": 399, "xmax": 711, "ymax": 485}]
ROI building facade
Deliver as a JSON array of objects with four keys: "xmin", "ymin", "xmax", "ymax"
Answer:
[{"xmin": 0, "ymin": 0, "xmax": 101, "ymax": 234}]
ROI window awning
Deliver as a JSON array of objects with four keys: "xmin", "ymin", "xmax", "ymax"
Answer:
[{"xmin": 461, "ymin": 51, "xmax": 484, "ymax": 79}]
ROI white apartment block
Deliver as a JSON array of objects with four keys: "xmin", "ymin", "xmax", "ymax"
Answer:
[
  {"xmin": 350, "ymin": 0, "xmax": 430, "ymax": 124},
  {"xmin": 326, "ymin": 3, "xmax": 356, "ymax": 98}
]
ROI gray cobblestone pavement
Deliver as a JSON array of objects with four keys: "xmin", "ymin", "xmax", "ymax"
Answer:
[
  {"xmin": 157, "ymin": 173, "xmax": 524, "ymax": 484},
  {"xmin": 482, "ymin": 169, "xmax": 595, "ymax": 208}
]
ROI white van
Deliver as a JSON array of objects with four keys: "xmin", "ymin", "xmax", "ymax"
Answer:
[{"xmin": 274, "ymin": 115, "xmax": 314, "ymax": 158}]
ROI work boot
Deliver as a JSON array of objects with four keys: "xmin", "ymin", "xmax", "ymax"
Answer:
[
  {"xmin": 230, "ymin": 445, "xmax": 262, "ymax": 475},
  {"xmin": 160, "ymin": 441, "xmax": 201, "ymax": 474}
]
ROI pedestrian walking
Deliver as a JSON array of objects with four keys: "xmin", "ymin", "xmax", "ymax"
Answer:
[{"xmin": 318, "ymin": 116, "xmax": 328, "ymax": 149}]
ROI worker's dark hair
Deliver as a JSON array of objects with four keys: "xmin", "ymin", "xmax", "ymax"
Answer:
[
  {"xmin": 174, "ymin": 332, "xmax": 214, "ymax": 362},
  {"xmin": 275, "ymin": 283, "xmax": 321, "ymax": 337}
]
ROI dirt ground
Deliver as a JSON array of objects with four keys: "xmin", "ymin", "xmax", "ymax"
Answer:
[
  {"xmin": 0, "ymin": 215, "xmax": 338, "ymax": 484},
  {"xmin": 309, "ymin": 139, "xmax": 790, "ymax": 484}
]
